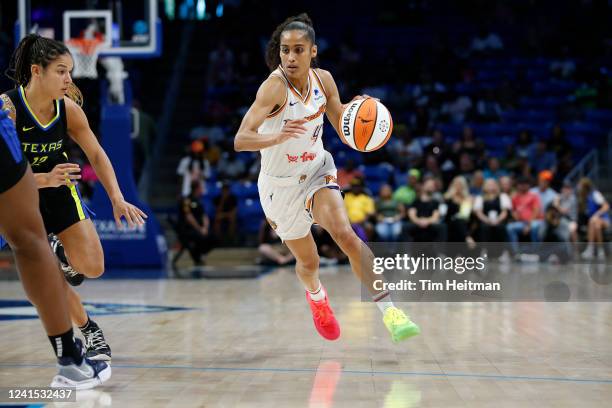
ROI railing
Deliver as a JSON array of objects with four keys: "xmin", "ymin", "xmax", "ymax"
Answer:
[{"xmin": 565, "ymin": 148, "xmax": 599, "ymax": 185}]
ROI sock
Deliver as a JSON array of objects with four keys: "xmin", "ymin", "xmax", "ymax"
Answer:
[
  {"xmin": 48, "ymin": 328, "xmax": 82, "ymax": 364},
  {"xmin": 307, "ymin": 282, "xmax": 326, "ymax": 302},
  {"xmin": 78, "ymin": 316, "xmax": 93, "ymax": 331},
  {"xmin": 373, "ymin": 290, "xmax": 394, "ymax": 314}
]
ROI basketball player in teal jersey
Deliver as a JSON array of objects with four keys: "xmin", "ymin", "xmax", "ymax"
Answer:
[
  {"xmin": 1, "ymin": 34, "xmax": 147, "ymax": 360},
  {"xmin": 235, "ymin": 14, "xmax": 419, "ymax": 342},
  {"xmin": 0, "ymin": 97, "xmax": 110, "ymax": 389}
]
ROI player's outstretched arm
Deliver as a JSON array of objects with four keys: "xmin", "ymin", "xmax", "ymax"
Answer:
[
  {"xmin": 65, "ymin": 97, "xmax": 147, "ymax": 228},
  {"xmin": 234, "ymin": 77, "xmax": 306, "ymax": 152}
]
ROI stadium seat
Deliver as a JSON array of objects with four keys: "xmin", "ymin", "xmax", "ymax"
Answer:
[
  {"xmin": 205, "ymin": 181, "xmax": 221, "ymax": 198},
  {"xmin": 231, "ymin": 181, "xmax": 259, "ymax": 199},
  {"xmin": 366, "ymin": 180, "xmax": 385, "ymax": 196},
  {"xmin": 238, "ymin": 199, "xmax": 264, "ymax": 234},
  {"xmin": 359, "ymin": 164, "xmax": 393, "ymax": 182}
]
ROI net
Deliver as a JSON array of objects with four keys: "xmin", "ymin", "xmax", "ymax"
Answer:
[{"xmin": 66, "ymin": 38, "xmax": 104, "ymax": 79}]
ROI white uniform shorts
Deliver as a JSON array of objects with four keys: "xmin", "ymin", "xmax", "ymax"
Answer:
[{"xmin": 258, "ymin": 151, "xmax": 340, "ymax": 241}]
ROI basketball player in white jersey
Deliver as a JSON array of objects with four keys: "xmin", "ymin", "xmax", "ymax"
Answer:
[{"xmin": 235, "ymin": 13, "xmax": 420, "ymax": 342}]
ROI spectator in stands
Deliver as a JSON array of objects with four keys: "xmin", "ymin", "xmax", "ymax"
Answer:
[
  {"xmin": 471, "ymin": 172, "xmax": 484, "ymax": 197},
  {"xmin": 553, "ymin": 180, "xmax": 578, "ymax": 244},
  {"xmin": 474, "ymin": 179, "xmax": 511, "ymax": 255},
  {"xmin": 456, "ymin": 152, "xmax": 475, "ymax": 180},
  {"xmin": 410, "ymin": 105, "xmax": 431, "ymax": 136},
  {"xmin": 516, "ymin": 156, "xmax": 533, "ymax": 179},
  {"xmin": 474, "ymin": 90, "xmax": 503, "ymax": 122},
  {"xmin": 538, "ymin": 204, "xmax": 572, "ymax": 263},
  {"xmin": 440, "ymin": 91, "xmax": 473, "ymax": 123},
  {"xmin": 432, "ymin": 177, "xmax": 445, "ymax": 203},
  {"xmin": 423, "ymin": 154, "xmax": 443, "ymax": 181},
  {"xmin": 501, "ymin": 144, "xmax": 521, "ymax": 175},
  {"xmin": 393, "ymin": 169, "xmax": 421, "ymax": 206},
  {"xmin": 530, "ymin": 170, "xmax": 558, "ymax": 216},
  {"xmin": 578, "ymin": 178, "xmax": 610, "ymax": 260},
  {"xmin": 423, "ymin": 129, "xmax": 451, "ymax": 165},
  {"xmin": 515, "ymin": 130, "xmax": 534, "ymax": 159},
  {"xmin": 386, "ymin": 125, "xmax": 423, "ymax": 169},
  {"xmin": 553, "ymin": 151, "xmax": 575, "ymax": 190},
  {"xmin": 213, "ymin": 182, "xmax": 238, "ymax": 244},
  {"xmin": 529, "ymin": 140, "xmax": 557, "ymax": 174},
  {"xmin": 234, "ymin": 50, "xmax": 258, "ymax": 86},
  {"xmin": 207, "ymin": 40, "xmax": 235, "ymax": 87},
  {"xmin": 217, "ymin": 149, "xmax": 246, "ymax": 180},
  {"xmin": 499, "ymin": 175, "xmax": 514, "ymax": 197},
  {"xmin": 507, "ymin": 177, "xmax": 543, "ymax": 256},
  {"xmin": 406, "ymin": 178, "xmax": 442, "ymax": 242},
  {"xmin": 411, "ymin": 71, "xmax": 446, "ymax": 107},
  {"xmin": 483, "ymin": 157, "xmax": 508, "ymax": 180},
  {"xmin": 177, "ymin": 181, "xmax": 215, "ymax": 266},
  {"xmin": 453, "ymin": 126, "xmax": 485, "ymax": 166},
  {"xmin": 547, "ymin": 124, "xmax": 572, "ymax": 159},
  {"xmin": 375, "ymin": 184, "xmax": 404, "ymax": 241},
  {"xmin": 470, "ymin": 26, "xmax": 504, "ymax": 54},
  {"xmin": 550, "ymin": 47, "xmax": 576, "ymax": 79},
  {"xmin": 444, "ymin": 176, "xmax": 475, "ymax": 246},
  {"xmin": 257, "ymin": 220, "xmax": 294, "ymax": 265},
  {"xmin": 344, "ymin": 177, "xmax": 375, "ymax": 242},
  {"xmin": 177, "ymin": 139, "xmax": 211, "ymax": 197},
  {"xmin": 574, "ymin": 82, "xmax": 598, "ymax": 109},
  {"xmin": 337, "ymin": 159, "xmax": 363, "ymax": 190}
]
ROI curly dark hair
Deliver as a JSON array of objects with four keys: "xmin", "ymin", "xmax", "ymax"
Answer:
[
  {"xmin": 5, "ymin": 34, "xmax": 71, "ymax": 87},
  {"xmin": 265, "ymin": 13, "xmax": 319, "ymax": 72},
  {"xmin": 6, "ymin": 34, "xmax": 84, "ymax": 106}
]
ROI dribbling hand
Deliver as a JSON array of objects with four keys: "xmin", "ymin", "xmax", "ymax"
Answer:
[
  {"xmin": 46, "ymin": 163, "xmax": 81, "ymax": 188},
  {"xmin": 342, "ymin": 94, "xmax": 380, "ymax": 111},
  {"xmin": 275, "ymin": 119, "xmax": 307, "ymax": 145}
]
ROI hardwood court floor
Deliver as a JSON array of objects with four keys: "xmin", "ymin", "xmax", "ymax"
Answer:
[{"xmin": 0, "ymin": 265, "xmax": 611, "ymax": 407}]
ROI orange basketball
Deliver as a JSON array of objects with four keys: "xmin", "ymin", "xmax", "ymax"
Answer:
[{"xmin": 338, "ymin": 98, "xmax": 393, "ymax": 152}]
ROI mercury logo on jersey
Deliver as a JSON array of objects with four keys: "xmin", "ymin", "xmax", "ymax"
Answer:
[
  {"xmin": 21, "ymin": 140, "xmax": 63, "ymax": 153},
  {"xmin": 286, "ymin": 152, "xmax": 317, "ymax": 163},
  {"xmin": 314, "ymin": 89, "xmax": 324, "ymax": 101}
]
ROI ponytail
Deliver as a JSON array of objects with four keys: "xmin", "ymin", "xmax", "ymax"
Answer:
[
  {"xmin": 65, "ymin": 82, "xmax": 84, "ymax": 107},
  {"xmin": 5, "ymin": 34, "xmax": 71, "ymax": 87}
]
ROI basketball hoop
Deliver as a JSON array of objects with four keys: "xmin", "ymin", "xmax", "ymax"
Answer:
[{"xmin": 66, "ymin": 38, "xmax": 104, "ymax": 79}]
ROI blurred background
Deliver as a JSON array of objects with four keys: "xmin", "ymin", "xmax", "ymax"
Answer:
[{"xmin": 1, "ymin": 0, "xmax": 612, "ymax": 273}]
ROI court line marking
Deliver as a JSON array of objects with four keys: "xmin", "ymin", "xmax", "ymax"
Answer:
[{"xmin": 1, "ymin": 363, "xmax": 611, "ymax": 385}]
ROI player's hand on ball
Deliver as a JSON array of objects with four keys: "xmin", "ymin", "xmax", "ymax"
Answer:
[
  {"xmin": 351, "ymin": 94, "xmax": 379, "ymax": 101},
  {"xmin": 344, "ymin": 94, "xmax": 380, "ymax": 110},
  {"xmin": 275, "ymin": 119, "xmax": 307, "ymax": 145},
  {"xmin": 47, "ymin": 163, "xmax": 81, "ymax": 188},
  {"xmin": 112, "ymin": 199, "xmax": 148, "ymax": 229}
]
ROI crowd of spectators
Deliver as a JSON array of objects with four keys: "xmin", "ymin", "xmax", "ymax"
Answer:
[{"xmin": 169, "ymin": 0, "xmax": 612, "ymax": 264}]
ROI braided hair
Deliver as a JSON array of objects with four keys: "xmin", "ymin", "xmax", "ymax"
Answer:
[
  {"xmin": 265, "ymin": 13, "xmax": 318, "ymax": 72},
  {"xmin": 6, "ymin": 34, "xmax": 83, "ymax": 106}
]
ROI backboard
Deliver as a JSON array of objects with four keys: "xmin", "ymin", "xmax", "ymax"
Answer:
[{"xmin": 16, "ymin": 0, "xmax": 161, "ymax": 58}]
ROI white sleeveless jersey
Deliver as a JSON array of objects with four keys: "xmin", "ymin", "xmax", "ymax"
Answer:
[{"xmin": 258, "ymin": 66, "xmax": 328, "ymax": 177}]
